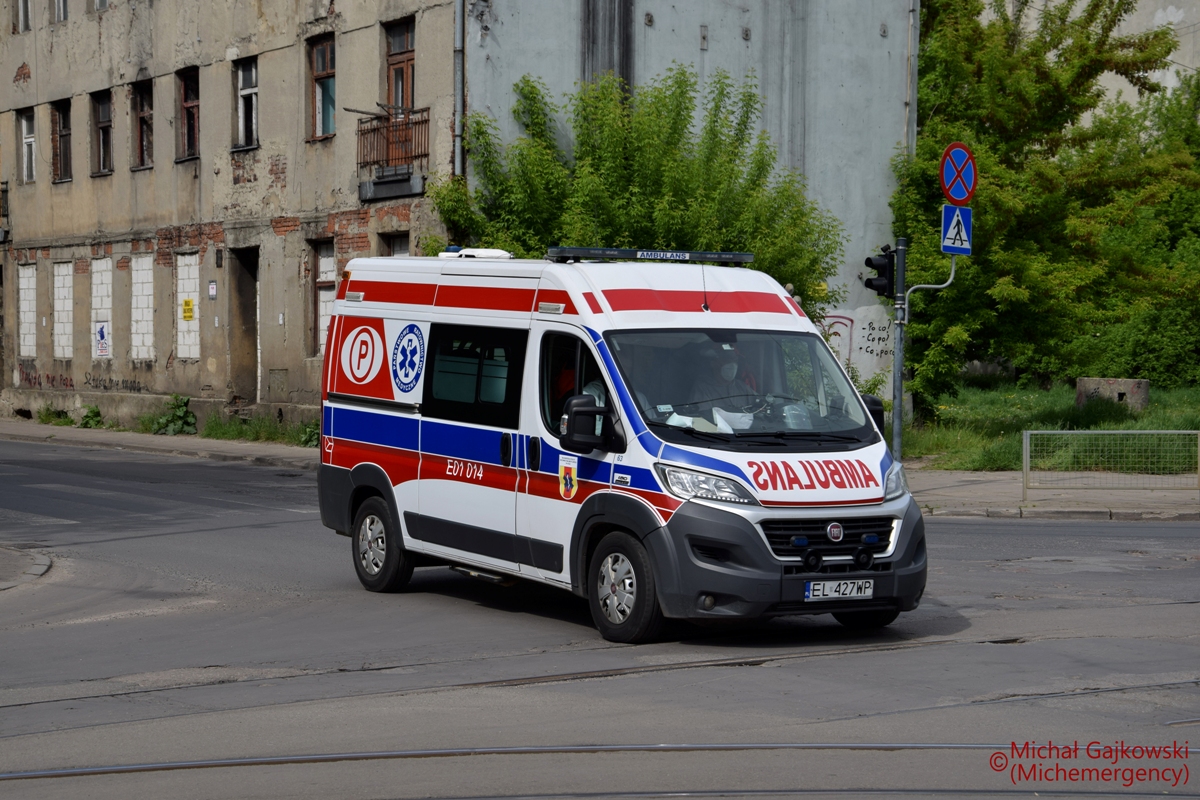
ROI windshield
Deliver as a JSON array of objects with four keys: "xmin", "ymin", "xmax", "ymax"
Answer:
[{"xmin": 605, "ymin": 329, "xmax": 877, "ymax": 452}]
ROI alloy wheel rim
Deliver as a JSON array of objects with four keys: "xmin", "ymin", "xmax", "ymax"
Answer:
[
  {"xmin": 597, "ymin": 553, "xmax": 636, "ymax": 625},
  {"xmin": 358, "ymin": 515, "xmax": 386, "ymax": 575}
]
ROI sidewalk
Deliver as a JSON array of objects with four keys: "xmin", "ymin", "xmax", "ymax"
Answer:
[
  {"xmin": 0, "ymin": 418, "xmax": 1195, "ymax": 521},
  {"xmin": 0, "ymin": 546, "xmax": 50, "ymax": 591},
  {"xmin": 0, "ymin": 418, "xmax": 318, "ymax": 471},
  {"xmin": 905, "ymin": 466, "xmax": 1199, "ymax": 521}
]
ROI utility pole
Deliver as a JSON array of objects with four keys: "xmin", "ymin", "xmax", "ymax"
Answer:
[{"xmin": 892, "ymin": 238, "xmax": 907, "ymax": 458}]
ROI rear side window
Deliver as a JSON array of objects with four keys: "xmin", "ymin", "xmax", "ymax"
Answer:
[{"xmin": 423, "ymin": 324, "xmax": 528, "ymax": 429}]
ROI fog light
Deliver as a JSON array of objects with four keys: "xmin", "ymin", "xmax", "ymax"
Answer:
[
  {"xmin": 802, "ymin": 549, "xmax": 823, "ymax": 572},
  {"xmin": 701, "ymin": 594, "xmax": 716, "ymax": 610},
  {"xmin": 853, "ymin": 547, "xmax": 874, "ymax": 570}
]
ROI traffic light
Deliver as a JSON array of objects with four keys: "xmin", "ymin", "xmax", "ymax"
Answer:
[{"xmin": 864, "ymin": 244, "xmax": 895, "ymax": 299}]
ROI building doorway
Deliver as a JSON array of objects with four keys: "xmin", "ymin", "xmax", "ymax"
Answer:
[{"xmin": 228, "ymin": 247, "xmax": 259, "ymax": 405}]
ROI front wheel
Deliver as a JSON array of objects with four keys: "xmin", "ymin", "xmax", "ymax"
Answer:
[
  {"xmin": 587, "ymin": 531, "xmax": 664, "ymax": 644},
  {"xmin": 352, "ymin": 497, "xmax": 414, "ymax": 592},
  {"xmin": 833, "ymin": 608, "xmax": 900, "ymax": 630}
]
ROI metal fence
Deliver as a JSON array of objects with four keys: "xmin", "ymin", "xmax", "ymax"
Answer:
[{"xmin": 1022, "ymin": 430, "xmax": 1200, "ymax": 500}]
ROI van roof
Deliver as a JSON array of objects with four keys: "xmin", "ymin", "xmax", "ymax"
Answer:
[{"xmin": 338, "ymin": 255, "xmax": 817, "ymax": 334}]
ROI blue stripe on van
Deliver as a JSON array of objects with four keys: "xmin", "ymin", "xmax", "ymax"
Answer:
[
  {"xmin": 588, "ymin": 328, "xmax": 649, "ymax": 439},
  {"xmin": 879, "ymin": 449, "xmax": 894, "ymax": 482},
  {"xmin": 322, "ymin": 403, "xmax": 333, "ymax": 437},
  {"xmin": 658, "ymin": 443, "xmax": 750, "ymax": 484},
  {"xmin": 538, "ymin": 439, "xmax": 612, "ymax": 484},
  {"xmin": 421, "ymin": 420, "xmax": 505, "ymax": 466},
  {"xmin": 613, "ymin": 465, "xmax": 660, "ymax": 492},
  {"xmin": 330, "ymin": 406, "xmax": 420, "ymax": 450}
]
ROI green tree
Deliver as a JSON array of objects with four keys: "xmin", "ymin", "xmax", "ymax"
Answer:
[
  {"xmin": 893, "ymin": 0, "xmax": 1190, "ymax": 409},
  {"xmin": 429, "ymin": 67, "xmax": 846, "ymax": 321}
]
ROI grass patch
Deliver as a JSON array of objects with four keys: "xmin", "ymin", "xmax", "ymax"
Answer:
[
  {"xmin": 36, "ymin": 404, "xmax": 74, "ymax": 426},
  {"xmin": 903, "ymin": 384, "xmax": 1200, "ymax": 470},
  {"xmin": 201, "ymin": 414, "xmax": 320, "ymax": 448}
]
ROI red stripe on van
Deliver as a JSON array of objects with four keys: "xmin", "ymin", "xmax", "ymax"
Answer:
[
  {"xmin": 350, "ymin": 281, "xmax": 438, "ymax": 306},
  {"xmin": 534, "ymin": 289, "xmax": 578, "ymax": 315},
  {"xmin": 435, "ymin": 285, "xmax": 537, "ymax": 312},
  {"xmin": 787, "ymin": 296, "xmax": 807, "ymax": 317},
  {"xmin": 583, "ymin": 292, "xmax": 604, "ymax": 314},
  {"xmin": 602, "ymin": 289, "xmax": 790, "ymax": 314}
]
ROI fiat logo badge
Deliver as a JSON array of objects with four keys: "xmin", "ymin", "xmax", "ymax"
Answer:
[{"xmin": 826, "ymin": 522, "xmax": 845, "ymax": 542}]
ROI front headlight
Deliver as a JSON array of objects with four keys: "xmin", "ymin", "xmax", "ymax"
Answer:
[
  {"xmin": 654, "ymin": 464, "xmax": 758, "ymax": 505},
  {"xmin": 884, "ymin": 462, "xmax": 909, "ymax": 501}
]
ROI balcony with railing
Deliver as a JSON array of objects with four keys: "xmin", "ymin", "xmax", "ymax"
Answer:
[{"xmin": 357, "ymin": 109, "xmax": 430, "ymax": 179}]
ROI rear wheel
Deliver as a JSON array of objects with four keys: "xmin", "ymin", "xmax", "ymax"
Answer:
[
  {"xmin": 587, "ymin": 531, "xmax": 664, "ymax": 644},
  {"xmin": 833, "ymin": 609, "xmax": 900, "ymax": 630},
  {"xmin": 352, "ymin": 497, "xmax": 414, "ymax": 592}
]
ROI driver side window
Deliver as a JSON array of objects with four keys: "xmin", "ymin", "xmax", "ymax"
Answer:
[{"xmin": 540, "ymin": 333, "xmax": 606, "ymax": 437}]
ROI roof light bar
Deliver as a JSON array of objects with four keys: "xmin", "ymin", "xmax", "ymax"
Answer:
[{"xmin": 546, "ymin": 247, "xmax": 754, "ymax": 265}]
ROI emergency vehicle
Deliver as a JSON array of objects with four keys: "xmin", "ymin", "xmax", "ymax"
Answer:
[{"xmin": 318, "ymin": 247, "xmax": 927, "ymax": 643}]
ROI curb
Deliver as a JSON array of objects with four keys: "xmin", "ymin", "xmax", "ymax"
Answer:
[
  {"xmin": 926, "ymin": 507, "xmax": 1200, "ymax": 522},
  {"xmin": 0, "ymin": 550, "xmax": 51, "ymax": 592},
  {"xmin": 0, "ymin": 430, "xmax": 318, "ymax": 471}
]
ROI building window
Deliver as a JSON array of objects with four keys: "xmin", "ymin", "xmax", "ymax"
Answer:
[
  {"xmin": 133, "ymin": 81, "xmax": 153, "ymax": 168},
  {"xmin": 177, "ymin": 68, "xmax": 200, "ymax": 159},
  {"xmin": 95, "ymin": 0, "xmax": 107, "ymax": 9},
  {"xmin": 54, "ymin": 0, "xmax": 67, "ymax": 23},
  {"xmin": 92, "ymin": 258, "xmax": 112, "ymax": 358},
  {"xmin": 130, "ymin": 254, "xmax": 155, "ymax": 360},
  {"xmin": 18, "ymin": 110, "xmax": 36, "ymax": 183},
  {"xmin": 310, "ymin": 37, "xmax": 336, "ymax": 138},
  {"xmin": 234, "ymin": 58, "xmax": 258, "ymax": 148},
  {"xmin": 51, "ymin": 101, "xmax": 72, "ymax": 182},
  {"xmin": 385, "ymin": 19, "xmax": 415, "ymax": 112},
  {"xmin": 92, "ymin": 91, "xmax": 113, "ymax": 175},
  {"xmin": 53, "ymin": 262, "xmax": 74, "ymax": 360},
  {"xmin": 314, "ymin": 241, "xmax": 336, "ymax": 356},
  {"xmin": 16, "ymin": 0, "xmax": 32, "ymax": 31},
  {"xmin": 18, "ymin": 265, "xmax": 37, "ymax": 358},
  {"xmin": 381, "ymin": 232, "xmax": 409, "ymax": 256},
  {"xmin": 176, "ymin": 253, "xmax": 200, "ymax": 359}
]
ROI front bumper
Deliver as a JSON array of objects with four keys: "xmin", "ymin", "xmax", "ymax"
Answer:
[{"xmin": 644, "ymin": 495, "xmax": 927, "ymax": 620}]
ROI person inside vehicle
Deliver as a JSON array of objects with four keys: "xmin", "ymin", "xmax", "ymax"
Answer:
[{"xmin": 687, "ymin": 345, "xmax": 757, "ymax": 413}]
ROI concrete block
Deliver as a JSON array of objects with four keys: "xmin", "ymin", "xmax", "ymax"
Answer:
[
  {"xmin": 986, "ymin": 508, "xmax": 1021, "ymax": 518},
  {"xmin": 930, "ymin": 508, "xmax": 987, "ymax": 517},
  {"xmin": 1111, "ymin": 510, "xmax": 1200, "ymax": 522},
  {"xmin": 1076, "ymin": 378, "xmax": 1149, "ymax": 413}
]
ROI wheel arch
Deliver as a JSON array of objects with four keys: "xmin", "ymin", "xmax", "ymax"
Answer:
[
  {"xmin": 569, "ymin": 491, "xmax": 665, "ymax": 596},
  {"xmin": 349, "ymin": 463, "xmax": 402, "ymax": 535}
]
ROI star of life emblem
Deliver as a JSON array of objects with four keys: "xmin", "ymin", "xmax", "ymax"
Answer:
[{"xmin": 391, "ymin": 324, "xmax": 425, "ymax": 394}]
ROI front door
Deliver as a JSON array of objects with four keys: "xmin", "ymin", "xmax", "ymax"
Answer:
[
  {"xmin": 516, "ymin": 323, "xmax": 616, "ymax": 584},
  {"xmin": 411, "ymin": 322, "xmax": 529, "ymax": 572}
]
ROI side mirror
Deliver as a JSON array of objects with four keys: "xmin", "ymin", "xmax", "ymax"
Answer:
[
  {"xmin": 560, "ymin": 395, "xmax": 626, "ymax": 454},
  {"xmin": 862, "ymin": 394, "xmax": 886, "ymax": 434}
]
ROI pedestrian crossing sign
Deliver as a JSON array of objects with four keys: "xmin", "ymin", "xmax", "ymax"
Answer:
[{"xmin": 941, "ymin": 205, "xmax": 972, "ymax": 255}]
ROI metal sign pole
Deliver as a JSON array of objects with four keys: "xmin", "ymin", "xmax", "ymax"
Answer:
[{"xmin": 893, "ymin": 238, "xmax": 907, "ymax": 459}]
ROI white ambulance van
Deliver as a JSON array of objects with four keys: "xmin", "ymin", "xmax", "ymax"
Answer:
[{"xmin": 318, "ymin": 247, "xmax": 926, "ymax": 643}]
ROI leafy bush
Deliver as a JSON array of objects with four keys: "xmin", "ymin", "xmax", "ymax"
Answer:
[
  {"xmin": 149, "ymin": 394, "xmax": 197, "ymax": 435},
  {"xmin": 77, "ymin": 405, "xmax": 104, "ymax": 429},
  {"xmin": 36, "ymin": 404, "xmax": 73, "ymax": 426},
  {"xmin": 430, "ymin": 66, "xmax": 845, "ymax": 322},
  {"xmin": 201, "ymin": 414, "xmax": 320, "ymax": 447}
]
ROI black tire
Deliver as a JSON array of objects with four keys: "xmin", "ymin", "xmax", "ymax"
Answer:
[
  {"xmin": 351, "ymin": 497, "xmax": 414, "ymax": 592},
  {"xmin": 587, "ymin": 531, "xmax": 665, "ymax": 644},
  {"xmin": 833, "ymin": 609, "xmax": 900, "ymax": 630}
]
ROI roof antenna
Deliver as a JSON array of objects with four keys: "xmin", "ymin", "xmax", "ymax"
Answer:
[{"xmin": 701, "ymin": 265, "xmax": 710, "ymax": 312}]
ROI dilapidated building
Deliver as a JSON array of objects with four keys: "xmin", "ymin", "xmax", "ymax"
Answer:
[{"xmin": 1, "ymin": 0, "xmax": 917, "ymax": 425}]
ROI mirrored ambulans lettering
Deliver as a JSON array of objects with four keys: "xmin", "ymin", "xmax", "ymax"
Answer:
[{"xmin": 748, "ymin": 459, "xmax": 880, "ymax": 492}]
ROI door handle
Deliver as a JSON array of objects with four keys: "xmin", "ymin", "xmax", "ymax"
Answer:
[
  {"xmin": 500, "ymin": 432, "xmax": 513, "ymax": 468},
  {"xmin": 528, "ymin": 437, "xmax": 541, "ymax": 472}
]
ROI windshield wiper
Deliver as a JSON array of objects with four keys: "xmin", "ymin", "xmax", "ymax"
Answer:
[
  {"xmin": 734, "ymin": 431, "xmax": 864, "ymax": 443},
  {"xmin": 646, "ymin": 420, "xmax": 731, "ymax": 443}
]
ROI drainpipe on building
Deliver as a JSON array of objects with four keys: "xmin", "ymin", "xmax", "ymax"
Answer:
[
  {"xmin": 454, "ymin": 0, "xmax": 465, "ymax": 177},
  {"xmin": 905, "ymin": 0, "xmax": 919, "ymax": 159}
]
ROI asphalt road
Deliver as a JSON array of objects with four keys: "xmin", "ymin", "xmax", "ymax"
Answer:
[{"xmin": 0, "ymin": 439, "xmax": 1198, "ymax": 799}]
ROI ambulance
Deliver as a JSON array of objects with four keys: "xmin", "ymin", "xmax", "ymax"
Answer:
[{"xmin": 318, "ymin": 247, "xmax": 927, "ymax": 643}]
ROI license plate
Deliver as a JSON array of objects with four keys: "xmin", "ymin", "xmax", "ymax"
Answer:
[{"xmin": 805, "ymin": 579, "xmax": 874, "ymax": 601}]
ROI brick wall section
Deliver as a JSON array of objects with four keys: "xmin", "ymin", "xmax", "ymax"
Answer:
[
  {"xmin": 375, "ymin": 204, "xmax": 412, "ymax": 223},
  {"xmin": 116, "ymin": 256, "xmax": 131, "ymax": 271},
  {"xmin": 155, "ymin": 223, "xmax": 225, "ymax": 267},
  {"xmin": 271, "ymin": 216, "xmax": 300, "ymax": 236},
  {"xmin": 74, "ymin": 258, "xmax": 90, "ymax": 274},
  {"xmin": 13, "ymin": 63, "xmax": 31, "ymax": 84}
]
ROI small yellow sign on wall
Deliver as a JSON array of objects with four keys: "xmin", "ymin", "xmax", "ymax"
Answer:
[{"xmin": 182, "ymin": 298, "xmax": 195, "ymax": 321}]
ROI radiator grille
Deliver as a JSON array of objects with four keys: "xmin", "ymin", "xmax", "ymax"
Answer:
[{"xmin": 761, "ymin": 517, "xmax": 895, "ymax": 559}]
